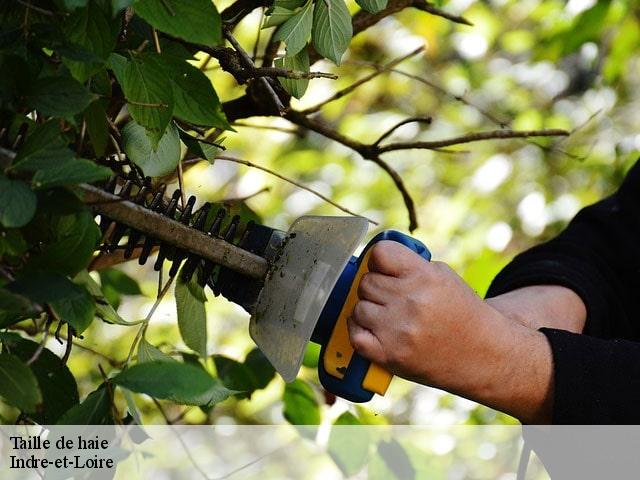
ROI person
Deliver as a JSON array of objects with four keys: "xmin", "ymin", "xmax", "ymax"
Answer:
[{"xmin": 348, "ymin": 159, "xmax": 640, "ymax": 424}]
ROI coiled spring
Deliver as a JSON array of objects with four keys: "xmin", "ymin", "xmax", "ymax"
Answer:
[{"xmin": 97, "ymin": 174, "xmax": 251, "ymax": 294}]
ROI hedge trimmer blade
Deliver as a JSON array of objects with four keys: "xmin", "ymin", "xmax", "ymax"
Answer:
[{"xmin": 249, "ymin": 216, "xmax": 368, "ymax": 382}]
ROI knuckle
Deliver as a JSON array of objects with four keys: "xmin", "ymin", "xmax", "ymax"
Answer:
[
  {"xmin": 358, "ymin": 273, "xmax": 373, "ymax": 298},
  {"xmin": 370, "ymin": 243, "xmax": 392, "ymax": 268},
  {"xmin": 352, "ymin": 301, "xmax": 370, "ymax": 323}
]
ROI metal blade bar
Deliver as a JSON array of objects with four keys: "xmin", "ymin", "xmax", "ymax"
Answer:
[{"xmin": 78, "ymin": 184, "xmax": 269, "ymax": 280}]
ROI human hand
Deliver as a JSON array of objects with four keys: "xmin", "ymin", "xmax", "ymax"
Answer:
[{"xmin": 348, "ymin": 241, "xmax": 554, "ymax": 423}]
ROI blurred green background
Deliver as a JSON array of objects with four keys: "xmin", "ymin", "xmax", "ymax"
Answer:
[{"xmin": 6, "ymin": 0, "xmax": 639, "ymax": 431}]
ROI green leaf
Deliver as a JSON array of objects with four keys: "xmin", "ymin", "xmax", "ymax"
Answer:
[
  {"xmin": 112, "ymin": 361, "xmax": 232, "ymax": 406},
  {"xmin": 354, "ymin": 0, "xmax": 387, "ymax": 13},
  {"xmin": 329, "ymin": 412, "xmax": 370, "ymax": 476},
  {"xmin": 0, "ymin": 289, "xmax": 37, "ymax": 328},
  {"xmin": 123, "ymin": 388, "xmax": 143, "ymax": 425},
  {"xmin": 283, "ymin": 379, "xmax": 320, "ymax": 425},
  {"xmin": 31, "ymin": 158, "xmax": 112, "ymax": 189},
  {"xmin": 84, "ymin": 100, "xmax": 109, "ymax": 156},
  {"xmin": 25, "ymin": 209, "xmax": 101, "ymax": 277},
  {"xmin": 0, "ymin": 175, "xmax": 36, "ymax": 228},
  {"xmin": 213, "ymin": 348, "xmax": 275, "ymax": 399},
  {"xmin": 273, "ymin": 0, "xmax": 307, "ymax": 9},
  {"xmin": 1, "ymin": 338, "xmax": 79, "ymax": 424},
  {"xmin": 179, "ymin": 130, "xmax": 221, "ymax": 163},
  {"xmin": 98, "ymin": 268, "xmax": 142, "ymax": 308},
  {"xmin": 137, "ymin": 338, "xmax": 176, "ymax": 363},
  {"xmin": 74, "ymin": 270, "xmax": 132, "ymax": 326},
  {"xmin": 51, "ymin": 286, "xmax": 95, "ymax": 334},
  {"xmin": 175, "ymin": 274, "xmax": 207, "ymax": 357},
  {"xmin": 107, "ymin": 52, "xmax": 127, "ymax": 79},
  {"xmin": 8, "ymin": 272, "xmax": 96, "ymax": 334},
  {"xmin": 157, "ymin": 55, "xmax": 230, "ymax": 129},
  {"xmin": 57, "ymin": 385, "xmax": 113, "ymax": 425},
  {"xmin": 376, "ymin": 439, "xmax": 416, "ymax": 480},
  {"xmin": 244, "ymin": 348, "xmax": 276, "ymax": 390},
  {"xmin": 274, "ymin": 0, "xmax": 313, "ymax": 55},
  {"xmin": 0, "ymin": 229, "xmax": 28, "ymax": 258},
  {"xmin": 0, "ymin": 353, "xmax": 42, "ymax": 413},
  {"xmin": 134, "ymin": 0, "xmax": 222, "ymax": 47},
  {"xmin": 27, "ymin": 76, "xmax": 96, "ymax": 118},
  {"xmin": 110, "ymin": 53, "xmax": 174, "ymax": 147},
  {"xmin": 213, "ymin": 355, "xmax": 255, "ymax": 398},
  {"xmin": 302, "ymin": 341, "xmax": 320, "ymax": 368},
  {"xmin": 312, "ymin": 0, "xmax": 352, "ymax": 65},
  {"xmin": 263, "ymin": 7, "xmax": 297, "ymax": 28},
  {"xmin": 112, "ymin": 0, "xmax": 134, "ymax": 16},
  {"xmin": 62, "ymin": 1, "xmax": 120, "ymax": 81},
  {"xmin": 275, "ymin": 49, "xmax": 310, "ymax": 99},
  {"xmin": 13, "ymin": 122, "xmax": 74, "ymax": 171},
  {"xmin": 122, "ymin": 119, "xmax": 180, "ymax": 177}
]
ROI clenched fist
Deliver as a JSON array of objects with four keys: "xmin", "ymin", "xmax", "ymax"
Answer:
[{"xmin": 347, "ymin": 241, "xmax": 554, "ymax": 423}]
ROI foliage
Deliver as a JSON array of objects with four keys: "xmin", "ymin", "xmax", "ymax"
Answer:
[{"xmin": 1, "ymin": 1, "xmax": 639, "ymax": 475}]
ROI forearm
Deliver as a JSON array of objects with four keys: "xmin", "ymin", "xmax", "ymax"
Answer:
[
  {"xmin": 439, "ymin": 304, "xmax": 555, "ymax": 424},
  {"xmin": 485, "ymin": 285, "xmax": 586, "ymax": 333}
]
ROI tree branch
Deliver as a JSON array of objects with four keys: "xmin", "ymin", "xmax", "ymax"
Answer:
[
  {"xmin": 214, "ymin": 154, "xmax": 379, "ymax": 225},
  {"xmin": 224, "ymin": 29, "xmax": 288, "ymax": 115},
  {"xmin": 301, "ymin": 46, "xmax": 425, "ymax": 115},
  {"xmin": 377, "ymin": 129, "xmax": 569, "ymax": 153},
  {"xmin": 285, "ymin": 110, "xmax": 419, "ymax": 230}
]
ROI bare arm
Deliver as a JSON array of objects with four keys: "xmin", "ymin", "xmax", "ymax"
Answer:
[{"xmin": 486, "ymin": 285, "xmax": 587, "ymax": 333}]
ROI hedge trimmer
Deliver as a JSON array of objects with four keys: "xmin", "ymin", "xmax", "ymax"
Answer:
[{"xmin": 77, "ymin": 172, "xmax": 432, "ymax": 403}]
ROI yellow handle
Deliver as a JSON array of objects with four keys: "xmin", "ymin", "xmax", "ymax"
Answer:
[{"xmin": 323, "ymin": 249, "xmax": 393, "ymax": 396}]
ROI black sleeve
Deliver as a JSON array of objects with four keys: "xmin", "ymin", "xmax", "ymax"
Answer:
[{"xmin": 485, "ymin": 160, "xmax": 640, "ymax": 424}]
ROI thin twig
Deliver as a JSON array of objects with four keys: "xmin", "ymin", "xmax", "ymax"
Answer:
[
  {"xmin": 377, "ymin": 128, "xmax": 570, "ymax": 153},
  {"xmin": 374, "ymin": 116, "xmax": 432, "ymax": 146},
  {"xmin": 124, "ymin": 277, "xmax": 175, "ymax": 367},
  {"xmin": 26, "ymin": 318, "xmax": 51, "ymax": 366},
  {"xmin": 152, "ymin": 28, "xmax": 162, "ymax": 53},
  {"xmin": 231, "ymin": 121, "xmax": 301, "ymax": 136},
  {"xmin": 385, "ymin": 67, "xmax": 509, "ymax": 127},
  {"xmin": 285, "ymin": 111, "xmax": 417, "ymax": 229},
  {"xmin": 224, "ymin": 29, "xmax": 287, "ymax": 115},
  {"xmin": 177, "ymin": 158, "xmax": 186, "ymax": 208},
  {"xmin": 16, "ymin": 0, "xmax": 58, "ymax": 16},
  {"xmin": 215, "ymin": 155, "xmax": 378, "ymax": 225},
  {"xmin": 221, "ymin": 186, "xmax": 271, "ymax": 203},
  {"xmin": 414, "ymin": 1, "xmax": 473, "ymax": 25},
  {"xmin": 99, "ymin": 364, "xmax": 122, "ymax": 425},
  {"xmin": 61, "ymin": 328, "xmax": 73, "ymax": 365},
  {"xmin": 301, "ymin": 46, "xmax": 425, "ymax": 115},
  {"xmin": 153, "ymin": 398, "xmax": 213, "ymax": 480}
]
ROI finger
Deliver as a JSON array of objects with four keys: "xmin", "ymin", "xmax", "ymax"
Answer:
[
  {"xmin": 357, "ymin": 272, "xmax": 397, "ymax": 304},
  {"xmin": 347, "ymin": 317, "xmax": 385, "ymax": 364},
  {"xmin": 351, "ymin": 299, "xmax": 386, "ymax": 331},
  {"xmin": 368, "ymin": 241, "xmax": 423, "ymax": 277}
]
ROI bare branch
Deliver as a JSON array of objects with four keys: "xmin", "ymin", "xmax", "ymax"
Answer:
[
  {"xmin": 377, "ymin": 129, "xmax": 570, "ymax": 153},
  {"xmin": 301, "ymin": 46, "xmax": 424, "ymax": 115},
  {"xmin": 232, "ymin": 121, "xmax": 301, "ymax": 136},
  {"xmin": 383, "ymin": 67, "xmax": 510, "ymax": 127},
  {"xmin": 414, "ymin": 1, "xmax": 474, "ymax": 25},
  {"xmin": 224, "ymin": 29, "xmax": 288, "ymax": 115},
  {"xmin": 220, "ymin": 186, "xmax": 271, "ymax": 203},
  {"xmin": 285, "ymin": 111, "xmax": 418, "ymax": 230},
  {"xmin": 374, "ymin": 116, "xmax": 433, "ymax": 146},
  {"xmin": 215, "ymin": 155, "xmax": 379, "ymax": 225}
]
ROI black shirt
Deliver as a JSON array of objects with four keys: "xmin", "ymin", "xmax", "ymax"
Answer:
[{"xmin": 485, "ymin": 160, "xmax": 640, "ymax": 424}]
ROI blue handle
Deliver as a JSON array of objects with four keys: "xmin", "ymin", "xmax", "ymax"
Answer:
[{"xmin": 315, "ymin": 231, "xmax": 431, "ymax": 402}]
